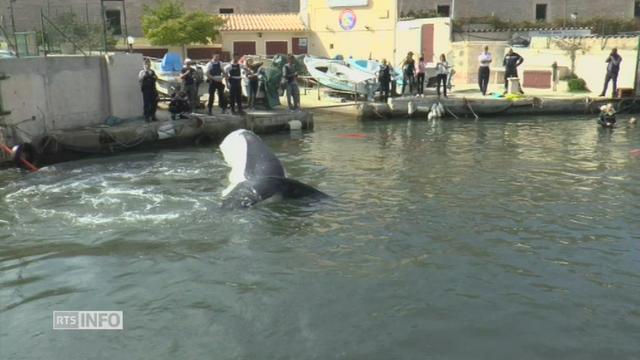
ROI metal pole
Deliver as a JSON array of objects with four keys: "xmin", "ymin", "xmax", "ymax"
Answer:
[
  {"xmin": 40, "ymin": 10, "xmax": 47, "ymax": 56},
  {"xmin": 122, "ymin": 0, "xmax": 129, "ymax": 44},
  {"xmin": 42, "ymin": 13, "xmax": 88, "ymax": 56},
  {"xmin": 101, "ymin": 0, "xmax": 107, "ymax": 53},
  {"xmin": 85, "ymin": 0, "xmax": 91, "ymax": 53},
  {"xmin": 634, "ymin": 36, "xmax": 640, "ymax": 96},
  {"xmin": 9, "ymin": 0, "xmax": 19, "ymax": 57}
]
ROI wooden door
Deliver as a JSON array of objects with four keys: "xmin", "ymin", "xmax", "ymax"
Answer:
[
  {"xmin": 232, "ymin": 41, "xmax": 256, "ymax": 57},
  {"xmin": 265, "ymin": 41, "xmax": 288, "ymax": 56},
  {"xmin": 421, "ymin": 24, "xmax": 434, "ymax": 63}
]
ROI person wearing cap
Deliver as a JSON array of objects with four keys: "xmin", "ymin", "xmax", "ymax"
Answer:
[
  {"xmin": 224, "ymin": 54, "xmax": 247, "ymax": 115},
  {"xmin": 180, "ymin": 58, "xmax": 198, "ymax": 113},
  {"xmin": 138, "ymin": 58, "xmax": 158, "ymax": 121}
]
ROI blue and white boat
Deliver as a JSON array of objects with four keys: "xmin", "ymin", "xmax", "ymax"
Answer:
[{"xmin": 304, "ymin": 56, "xmax": 377, "ymax": 96}]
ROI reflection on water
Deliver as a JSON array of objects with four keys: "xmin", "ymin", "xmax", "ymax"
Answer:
[{"xmin": 1, "ymin": 115, "xmax": 639, "ymax": 359}]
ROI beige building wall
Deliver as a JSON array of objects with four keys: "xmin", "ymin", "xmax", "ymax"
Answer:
[
  {"xmin": 520, "ymin": 36, "xmax": 639, "ymax": 92},
  {"xmin": 451, "ymin": 37, "xmax": 639, "ymax": 94},
  {"xmin": 400, "ymin": 0, "xmax": 635, "ymax": 22},
  {"xmin": 220, "ymin": 31, "xmax": 308, "ymax": 56},
  {"xmin": 306, "ymin": 0, "xmax": 398, "ymax": 62},
  {"xmin": 394, "ymin": 17, "xmax": 451, "ymax": 66}
]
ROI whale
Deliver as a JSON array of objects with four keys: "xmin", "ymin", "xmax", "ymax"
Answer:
[{"xmin": 219, "ymin": 129, "xmax": 328, "ymax": 208}]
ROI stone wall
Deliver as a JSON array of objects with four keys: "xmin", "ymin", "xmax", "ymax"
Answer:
[
  {"xmin": 0, "ymin": 0, "xmax": 300, "ymax": 37},
  {"xmin": 0, "ymin": 53, "xmax": 144, "ymax": 144}
]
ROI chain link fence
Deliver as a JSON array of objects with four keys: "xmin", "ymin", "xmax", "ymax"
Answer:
[{"xmin": 1, "ymin": 1, "xmax": 128, "ymax": 57}]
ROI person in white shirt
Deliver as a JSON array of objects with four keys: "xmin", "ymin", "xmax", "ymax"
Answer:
[
  {"xmin": 478, "ymin": 46, "xmax": 492, "ymax": 96},
  {"xmin": 435, "ymin": 54, "xmax": 450, "ymax": 98}
]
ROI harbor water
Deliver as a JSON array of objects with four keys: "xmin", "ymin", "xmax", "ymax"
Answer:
[{"xmin": 1, "ymin": 114, "xmax": 639, "ymax": 359}]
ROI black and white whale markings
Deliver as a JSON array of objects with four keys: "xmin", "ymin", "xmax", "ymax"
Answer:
[{"xmin": 219, "ymin": 129, "xmax": 328, "ymax": 208}]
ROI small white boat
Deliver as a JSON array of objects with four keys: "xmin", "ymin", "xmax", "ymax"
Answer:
[
  {"xmin": 304, "ymin": 56, "xmax": 377, "ymax": 96},
  {"xmin": 150, "ymin": 53, "xmax": 207, "ymax": 96}
]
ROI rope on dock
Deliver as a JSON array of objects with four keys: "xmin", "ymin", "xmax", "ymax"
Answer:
[
  {"xmin": 442, "ymin": 104, "xmax": 459, "ymax": 119},
  {"xmin": 463, "ymin": 97, "xmax": 480, "ymax": 120}
]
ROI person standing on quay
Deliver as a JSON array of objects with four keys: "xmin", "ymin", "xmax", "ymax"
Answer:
[
  {"xmin": 416, "ymin": 56, "xmax": 427, "ymax": 96},
  {"xmin": 138, "ymin": 58, "xmax": 158, "ymax": 121},
  {"xmin": 206, "ymin": 54, "xmax": 227, "ymax": 115},
  {"xmin": 435, "ymin": 54, "xmax": 450, "ymax": 98},
  {"xmin": 225, "ymin": 54, "xmax": 246, "ymax": 115},
  {"xmin": 282, "ymin": 55, "xmax": 301, "ymax": 111},
  {"xmin": 377, "ymin": 59, "xmax": 392, "ymax": 103},
  {"xmin": 599, "ymin": 48, "xmax": 622, "ymax": 98},
  {"xmin": 400, "ymin": 51, "xmax": 416, "ymax": 95},
  {"xmin": 503, "ymin": 48, "xmax": 524, "ymax": 93},
  {"xmin": 478, "ymin": 46, "xmax": 492, "ymax": 96},
  {"xmin": 180, "ymin": 59, "xmax": 198, "ymax": 113}
]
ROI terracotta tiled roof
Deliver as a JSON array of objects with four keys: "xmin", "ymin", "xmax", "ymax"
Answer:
[{"xmin": 220, "ymin": 13, "xmax": 306, "ymax": 32}]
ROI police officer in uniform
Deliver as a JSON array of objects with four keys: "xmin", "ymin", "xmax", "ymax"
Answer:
[
  {"xmin": 138, "ymin": 58, "xmax": 158, "ymax": 121},
  {"xmin": 225, "ymin": 54, "xmax": 245, "ymax": 115},
  {"xmin": 206, "ymin": 54, "xmax": 227, "ymax": 114}
]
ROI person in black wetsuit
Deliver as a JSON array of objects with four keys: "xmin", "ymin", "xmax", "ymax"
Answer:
[
  {"xmin": 599, "ymin": 48, "xmax": 623, "ymax": 98},
  {"xmin": 206, "ymin": 54, "xmax": 227, "ymax": 114},
  {"xmin": 138, "ymin": 58, "xmax": 158, "ymax": 121},
  {"xmin": 377, "ymin": 59, "xmax": 392, "ymax": 103},
  {"xmin": 169, "ymin": 91, "xmax": 190, "ymax": 120},
  {"xmin": 225, "ymin": 54, "xmax": 246, "ymax": 115},
  {"xmin": 503, "ymin": 48, "xmax": 524, "ymax": 93}
]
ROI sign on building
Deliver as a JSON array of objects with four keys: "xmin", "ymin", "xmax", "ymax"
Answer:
[{"xmin": 327, "ymin": 0, "xmax": 369, "ymax": 7}]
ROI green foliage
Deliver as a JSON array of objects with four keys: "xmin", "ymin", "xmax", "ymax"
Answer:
[
  {"xmin": 401, "ymin": 9, "xmax": 439, "ymax": 19},
  {"xmin": 560, "ymin": 72, "xmax": 578, "ymax": 81},
  {"xmin": 46, "ymin": 12, "xmax": 116, "ymax": 51},
  {"xmin": 453, "ymin": 16, "xmax": 639, "ymax": 35},
  {"xmin": 568, "ymin": 78, "xmax": 589, "ymax": 92},
  {"xmin": 142, "ymin": 0, "xmax": 223, "ymax": 47}
]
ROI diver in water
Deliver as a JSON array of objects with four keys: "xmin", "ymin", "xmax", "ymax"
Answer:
[{"xmin": 598, "ymin": 103, "xmax": 617, "ymax": 128}]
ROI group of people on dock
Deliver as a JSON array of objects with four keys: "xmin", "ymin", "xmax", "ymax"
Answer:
[
  {"xmin": 138, "ymin": 54, "xmax": 302, "ymax": 121},
  {"xmin": 374, "ymin": 51, "xmax": 452, "ymax": 102}
]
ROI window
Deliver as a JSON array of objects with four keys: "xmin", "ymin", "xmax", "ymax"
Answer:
[
  {"xmin": 436, "ymin": 5, "xmax": 450, "ymax": 17},
  {"xmin": 219, "ymin": 8, "xmax": 234, "ymax": 14},
  {"xmin": 535, "ymin": 4, "xmax": 547, "ymax": 22},
  {"xmin": 635, "ymin": 1, "xmax": 640, "ymax": 17},
  {"xmin": 105, "ymin": 9, "xmax": 122, "ymax": 35}
]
